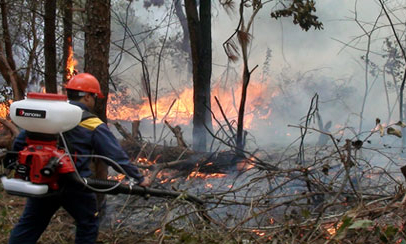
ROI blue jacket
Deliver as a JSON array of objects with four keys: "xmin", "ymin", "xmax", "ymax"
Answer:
[{"xmin": 12, "ymin": 101, "xmax": 144, "ymax": 183}]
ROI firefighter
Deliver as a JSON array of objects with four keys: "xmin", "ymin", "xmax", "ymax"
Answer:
[{"xmin": 6, "ymin": 73, "xmax": 151, "ymax": 244}]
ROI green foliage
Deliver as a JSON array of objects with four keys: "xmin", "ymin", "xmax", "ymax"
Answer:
[
  {"xmin": 379, "ymin": 225, "xmax": 399, "ymax": 243},
  {"xmin": 301, "ymin": 208, "xmax": 310, "ymax": 218},
  {"xmin": 179, "ymin": 231, "xmax": 199, "ymax": 243},
  {"xmin": 270, "ymin": 0, "xmax": 323, "ymax": 31},
  {"xmin": 334, "ymin": 215, "xmax": 353, "ymax": 239},
  {"xmin": 0, "ymin": 193, "xmax": 12, "ymax": 239},
  {"xmin": 348, "ymin": 219, "xmax": 373, "ymax": 229}
]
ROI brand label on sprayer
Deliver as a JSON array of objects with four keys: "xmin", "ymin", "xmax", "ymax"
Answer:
[{"xmin": 16, "ymin": 108, "xmax": 46, "ymax": 119}]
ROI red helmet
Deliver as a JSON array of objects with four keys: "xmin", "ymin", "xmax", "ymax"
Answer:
[{"xmin": 65, "ymin": 73, "xmax": 104, "ymax": 98}]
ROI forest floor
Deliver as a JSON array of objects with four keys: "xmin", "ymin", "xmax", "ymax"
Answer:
[{"xmin": 2, "ymin": 142, "xmax": 406, "ymax": 243}]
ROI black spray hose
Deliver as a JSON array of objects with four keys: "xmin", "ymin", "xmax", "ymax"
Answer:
[{"xmin": 64, "ymin": 173, "xmax": 204, "ymax": 205}]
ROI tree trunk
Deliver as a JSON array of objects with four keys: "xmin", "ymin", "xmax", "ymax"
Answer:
[
  {"xmin": 62, "ymin": 0, "xmax": 73, "ymax": 86},
  {"xmin": 174, "ymin": 0, "xmax": 190, "ymax": 54},
  {"xmin": 44, "ymin": 0, "xmax": 57, "ymax": 93},
  {"xmin": 236, "ymin": 64, "xmax": 250, "ymax": 152},
  {"xmin": 84, "ymin": 0, "xmax": 110, "ymax": 123},
  {"xmin": 200, "ymin": 0, "xmax": 213, "ymax": 149},
  {"xmin": 0, "ymin": 0, "xmax": 26, "ymax": 100},
  {"xmin": 84, "ymin": 0, "xmax": 111, "ymax": 211},
  {"xmin": 185, "ymin": 0, "xmax": 212, "ymax": 152},
  {"xmin": 174, "ymin": 0, "xmax": 192, "ymax": 77}
]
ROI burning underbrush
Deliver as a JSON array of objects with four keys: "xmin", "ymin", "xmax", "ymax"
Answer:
[
  {"xmin": 87, "ymin": 135, "xmax": 406, "ymax": 243},
  {"xmin": 1, "ymin": 137, "xmax": 406, "ymax": 243},
  {"xmin": 107, "ymin": 81, "xmax": 277, "ymax": 130},
  {"xmin": 1, "ymin": 96, "xmax": 406, "ymax": 242}
]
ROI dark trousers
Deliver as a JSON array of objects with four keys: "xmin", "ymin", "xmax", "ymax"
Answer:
[{"xmin": 8, "ymin": 188, "xmax": 99, "ymax": 244}]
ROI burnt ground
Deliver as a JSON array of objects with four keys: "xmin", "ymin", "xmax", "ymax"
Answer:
[{"xmin": 2, "ymin": 142, "xmax": 406, "ymax": 243}]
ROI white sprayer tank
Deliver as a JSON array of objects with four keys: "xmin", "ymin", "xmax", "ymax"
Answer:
[{"xmin": 10, "ymin": 92, "xmax": 82, "ymax": 134}]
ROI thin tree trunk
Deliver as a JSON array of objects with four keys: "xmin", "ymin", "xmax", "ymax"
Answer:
[
  {"xmin": 62, "ymin": 0, "xmax": 73, "ymax": 86},
  {"xmin": 0, "ymin": 0, "xmax": 15, "ymax": 71},
  {"xmin": 0, "ymin": 0, "xmax": 25, "ymax": 100},
  {"xmin": 234, "ymin": 0, "xmax": 260, "ymax": 153},
  {"xmin": 236, "ymin": 65, "xmax": 250, "ymax": 151},
  {"xmin": 174, "ymin": 0, "xmax": 192, "ymax": 77},
  {"xmin": 200, "ymin": 0, "xmax": 213, "ymax": 149},
  {"xmin": 174, "ymin": 0, "xmax": 190, "ymax": 54},
  {"xmin": 44, "ymin": 0, "xmax": 57, "ymax": 93}
]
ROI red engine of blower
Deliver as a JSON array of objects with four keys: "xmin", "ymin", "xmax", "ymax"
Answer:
[{"xmin": 16, "ymin": 138, "xmax": 76, "ymax": 190}]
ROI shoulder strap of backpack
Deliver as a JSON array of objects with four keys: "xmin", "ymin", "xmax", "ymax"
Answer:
[{"xmin": 81, "ymin": 110, "xmax": 97, "ymax": 121}]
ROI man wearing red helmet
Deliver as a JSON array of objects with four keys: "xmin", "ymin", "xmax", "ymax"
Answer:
[{"xmin": 7, "ymin": 73, "xmax": 150, "ymax": 244}]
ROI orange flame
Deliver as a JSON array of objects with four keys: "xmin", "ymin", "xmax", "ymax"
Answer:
[
  {"xmin": 107, "ymin": 174, "xmax": 126, "ymax": 181},
  {"xmin": 0, "ymin": 100, "xmax": 12, "ymax": 118},
  {"xmin": 325, "ymin": 221, "xmax": 342, "ymax": 236},
  {"xmin": 66, "ymin": 38, "xmax": 78, "ymax": 81},
  {"xmin": 186, "ymin": 171, "xmax": 227, "ymax": 180},
  {"xmin": 0, "ymin": 103, "xmax": 9, "ymax": 118},
  {"xmin": 252, "ymin": 229, "xmax": 266, "ymax": 237},
  {"xmin": 136, "ymin": 157, "xmax": 158, "ymax": 166},
  {"xmin": 107, "ymin": 81, "xmax": 278, "ymax": 129}
]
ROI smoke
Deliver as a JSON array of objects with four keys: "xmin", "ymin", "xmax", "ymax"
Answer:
[
  {"xmin": 210, "ymin": 0, "xmax": 400, "ymax": 147},
  {"xmin": 107, "ymin": 0, "xmax": 404, "ymax": 148}
]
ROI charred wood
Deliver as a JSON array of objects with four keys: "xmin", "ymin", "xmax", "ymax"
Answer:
[
  {"xmin": 121, "ymin": 138, "xmax": 247, "ymax": 172},
  {"xmin": 132, "ymin": 120, "xmax": 141, "ymax": 140},
  {"xmin": 164, "ymin": 120, "xmax": 187, "ymax": 148}
]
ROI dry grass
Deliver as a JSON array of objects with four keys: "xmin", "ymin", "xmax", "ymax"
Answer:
[{"xmin": 2, "ymin": 141, "xmax": 406, "ymax": 243}]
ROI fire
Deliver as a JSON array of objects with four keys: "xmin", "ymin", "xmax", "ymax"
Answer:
[
  {"xmin": 0, "ymin": 103, "xmax": 9, "ymax": 118},
  {"xmin": 108, "ymin": 88, "xmax": 193, "ymax": 125},
  {"xmin": 65, "ymin": 38, "xmax": 78, "ymax": 81},
  {"xmin": 252, "ymin": 229, "xmax": 266, "ymax": 237},
  {"xmin": 325, "ymin": 221, "xmax": 342, "ymax": 236},
  {"xmin": 159, "ymin": 177, "xmax": 176, "ymax": 184},
  {"xmin": 155, "ymin": 169, "xmax": 182, "ymax": 184},
  {"xmin": 186, "ymin": 171, "xmax": 227, "ymax": 180},
  {"xmin": 137, "ymin": 157, "xmax": 150, "ymax": 164},
  {"xmin": 136, "ymin": 157, "xmax": 158, "ymax": 166},
  {"xmin": 160, "ymin": 179, "xmax": 169, "ymax": 184},
  {"xmin": 107, "ymin": 81, "xmax": 278, "ymax": 129},
  {"xmin": 108, "ymin": 174, "xmax": 126, "ymax": 181}
]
